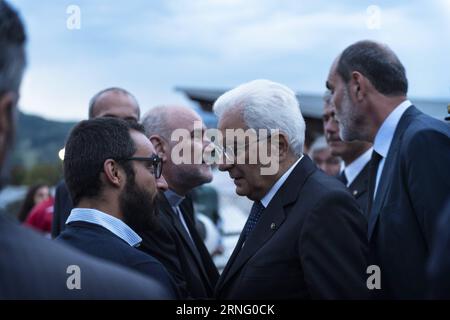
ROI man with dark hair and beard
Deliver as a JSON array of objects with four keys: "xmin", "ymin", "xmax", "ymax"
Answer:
[
  {"xmin": 56, "ymin": 117, "xmax": 178, "ymax": 297},
  {"xmin": 0, "ymin": 0, "xmax": 174, "ymax": 299}
]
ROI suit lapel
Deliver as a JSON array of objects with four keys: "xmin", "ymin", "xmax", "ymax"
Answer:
[
  {"xmin": 217, "ymin": 156, "xmax": 317, "ymax": 293},
  {"xmin": 368, "ymin": 106, "xmax": 420, "ymax": 239},
  {"xmin": 160, "ymin": 194, "xmax": 208, "ymax": 279},
  {"xmin": 180, "ymin": 197, "xmax": 219, "ymax": 287},
  {"xmin": 348, "ymin": 162, "xmax": 370, "ymax": 199}
]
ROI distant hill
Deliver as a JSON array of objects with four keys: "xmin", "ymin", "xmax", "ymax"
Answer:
[{"xmin": 10, "ymin": 112, "xmax": 77, "ymax": 169}]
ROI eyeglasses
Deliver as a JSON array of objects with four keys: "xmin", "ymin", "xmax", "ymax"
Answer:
[
  {"xmin": 118, "ymin": 155, "xmax": 163, "ymax": 178},
  {"xmin": 213, "ymin": 134, "xmax": 272, "ymax": 162}
]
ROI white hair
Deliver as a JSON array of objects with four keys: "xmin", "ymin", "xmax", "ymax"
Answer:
[
  {"xmin": 308, "ymin": 136, "xmax": 329, "ymax": 158},
  {"xmin": 213, "ymin": 79, "xmax": 305, "ymax": 156}
]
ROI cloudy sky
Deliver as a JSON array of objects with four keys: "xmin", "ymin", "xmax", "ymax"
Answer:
[{"xmin": 10, "ymin": 0, "xmax": 450, "ymax": 121}]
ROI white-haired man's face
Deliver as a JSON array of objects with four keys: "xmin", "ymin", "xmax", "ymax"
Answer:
[{"xmin": 217, "ymin": 110, "xmax": 280, "ymax": 201}]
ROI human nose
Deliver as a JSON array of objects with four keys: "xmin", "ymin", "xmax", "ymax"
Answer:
[{"xmin": 156, "ymin": 174, "xmax": 168, "ymax": 191}]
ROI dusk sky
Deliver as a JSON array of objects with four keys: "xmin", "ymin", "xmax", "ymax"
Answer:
[{"xmin": 11, "ymin": 0, "xmax": 450, "ymax": 121}]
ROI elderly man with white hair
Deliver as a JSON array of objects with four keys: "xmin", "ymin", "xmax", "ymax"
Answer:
[{"xmin": 213, "ymin": 79, "xmax": 369, "ymax": 299}]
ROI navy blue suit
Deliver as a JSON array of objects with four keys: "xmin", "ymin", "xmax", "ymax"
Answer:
[
  {"xmin": 56, "ymin": 221, "xmax": 178, "ymax": 298},
  {"xmin": 368, "ymin": 106, "xmax": 450, "ymax": 299},
  {"xmin": 0, "ymin": 214, "xmax": 174, "ymax": 299},
  {"xmin": 428, "ymin": 199, "xmax": 450, "ymax": 298},
  {"xmin": 215, "ymin": 156, "xmax": 369, "ymax": 299}
]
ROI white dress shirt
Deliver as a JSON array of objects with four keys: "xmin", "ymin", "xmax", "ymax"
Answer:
[
  {"xmin": 342, "ymin": 147, "xmax": 373, "ymax": 187},
  {"xmin": 164, "ymin": 189, "xmax": 194, "ymax": 242},
  {"xmin": 260, "ymin": 155, "xmax": 303, "ymax": 208},
  {"xmin": 66, "ymin": 208, "xmax": 142, "ymax": 247}
]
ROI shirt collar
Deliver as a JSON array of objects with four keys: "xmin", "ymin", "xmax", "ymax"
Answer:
[
  {"xmin": 373, "ymin": 100, "xmax": 412, "ymax": 158},
  {"xmin": 260, "ymin": 155, "xmax": 303, "ymax": 208},
  {"xmin": 344, "ymin": 147, "xmax": 373, "ymax": 186},
  {"xmin": 66, "ymin": 208, "xmax": 142, "ymax": 247},
  {"xmin": 164, "ymin": 189, "xmax": 185, "ymax": 208}
]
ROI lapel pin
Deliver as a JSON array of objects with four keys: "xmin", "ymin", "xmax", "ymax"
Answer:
[
  {"xmin": 270, "ymin": 223, "xmax": 277, "ymax": 230},
  {"xmin": 353, "ymin": 190, "xmax": 358, "ymax": 196}
]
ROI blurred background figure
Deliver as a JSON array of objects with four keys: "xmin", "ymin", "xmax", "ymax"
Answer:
[
  {"xmin": 23, "ymin": 195, "xmax": 54, "ymax": 236},
  {"xmin": 17, "ymin": 183, "xmax": 50, "ymax": 222},
  {"xmin": 309, "ymin": 136, "xmax": 341, "ymax": 176},
  {"xmin": 191, "ymin": 184, "xmax": 224, "ymax": 257}
]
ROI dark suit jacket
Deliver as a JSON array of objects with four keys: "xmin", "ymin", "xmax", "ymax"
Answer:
[
  {"xmin": 347, "ymin": 161, "xmax": 370, "ymax": 219},
  {"xmin": 428, "ymin": 199, "xmax": 450, "ymax": 298},
  {"xmin": 0, "ymin": 213, "xmax": 174, "ymax": 299},
  {"xmin": 368, "ymin": 105, "xmax": 450, "ymax": 299},
  {"xmin": 51, "ymin": 180, "xmax": 73, "ymax": 238},
  {"xmin": 138, "ymin": 194, "xmax": 219, "ymax": 299},
  {"xmin": 215, "ymin": 156, "xmax": 369, "ymax": 300},
  {"xmin": 56, "ymin": 221, "xmax": 177, "ymax": 297}
]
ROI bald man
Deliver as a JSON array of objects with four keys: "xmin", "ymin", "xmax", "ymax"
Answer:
[{"xmin": 139, "ymin": 106, "xmax": 219, "ymax": 299}]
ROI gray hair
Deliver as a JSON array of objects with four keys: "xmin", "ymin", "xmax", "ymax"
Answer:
[
  {"xmin": 308, "ymin": 136, "xmax": 328, "ymax": 158},
  {"xmin": 0, "ymin": 1, "xmax": 27, "ymax": 94},
  {"xmin": 337, "ymin": 40, "xmax": 408, "ymax": 96},
  {"xmin": 213, "ymin": 79, "xmax": 305, "ymax": 157},
  {"xmin": 141, "ymin": 105, "xmax": 173, "ymax": 140}
]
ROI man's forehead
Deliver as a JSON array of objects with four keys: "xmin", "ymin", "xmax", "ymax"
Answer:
[{"xmin": 93, "ymin": 93, "xmax": 139, "ymax": 118}]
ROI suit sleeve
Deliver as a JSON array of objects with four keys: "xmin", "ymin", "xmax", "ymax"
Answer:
[
  {"xmin": 404, "ymin": 128, "xmax": 450, "ymax": 248},
  {"xmin": 299, "ymin": 189, "xmax": 370, "ymax": 299}
]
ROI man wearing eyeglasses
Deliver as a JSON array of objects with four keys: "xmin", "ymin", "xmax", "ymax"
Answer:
[
  {"xmin": 56, "ymin": 117, "xmax": 178, "ymax": 297},
  {"xmin": 139, "ymin": 105, "xmax": 219, "ymax": 299},
  {"xmin": 213, "ymin": 79, "xmax": 369, "ymax": 299}
]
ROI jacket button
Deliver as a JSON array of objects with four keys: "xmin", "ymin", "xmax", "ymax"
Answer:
[{"xmin": 270, "ymin": 223, "xmax": 277, "ymax": 230}]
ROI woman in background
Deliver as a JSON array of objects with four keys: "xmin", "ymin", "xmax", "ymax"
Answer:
[{"xmin": 17, "ymin": 184, "xmax": 50, "ymax": 222}]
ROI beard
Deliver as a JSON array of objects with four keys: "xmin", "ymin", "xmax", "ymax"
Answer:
[
  {"xmin": 337, "ymin": 86, "xmax": 364, "ymax": 142},
  {"xmin": 120, "ymin": 175, "xmax": 160, "ymax": 233}
]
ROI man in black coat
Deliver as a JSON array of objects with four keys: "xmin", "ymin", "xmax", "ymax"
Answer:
[
  {"xmin": 140, "ymin": 105, "xmax": 219, "ymax": 299},
  {"xmin": 212, "ymin": 79, "xmax": 369, "ymax": 299},
  {"xmin": 327, "ymin": 40, "xmax": 450, "ymax": 298},
  {"xmin": 0, "ymin": 0, "xmax": 173, "ymax": 299},
  {"xmin": 322, "ymin": 91, "xmax": 373, "ymax": 218}
]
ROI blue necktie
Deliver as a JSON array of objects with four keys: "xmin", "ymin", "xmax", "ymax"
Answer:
[{"xmin": 242, "ymin": 201, "xmax": 265, "ymax": 240}]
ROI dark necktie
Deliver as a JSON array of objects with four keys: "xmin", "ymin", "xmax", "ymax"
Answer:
[
  {"xmin": 367, "ymin": 150, "xmax": 383, "ymax": 217},
  {"xmin": 242, "ymin": 201, "xmax": 265, "ymax": 240},
  {"xmin": 339, "ymin": 170, "xmax": 348, "ymax": 185}
]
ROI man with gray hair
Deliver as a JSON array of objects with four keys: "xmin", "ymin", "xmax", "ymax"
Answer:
[
  {"xmin": 139, "ymin": 105, "xmax": 219, "ymax": 299},
  {"xmin": 327, "ymin": 40, "xmax": 450, "ymax": 299},
  {"xmin": 213, "ymin": 79, "xmax": 368, "ymax": 299}
]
